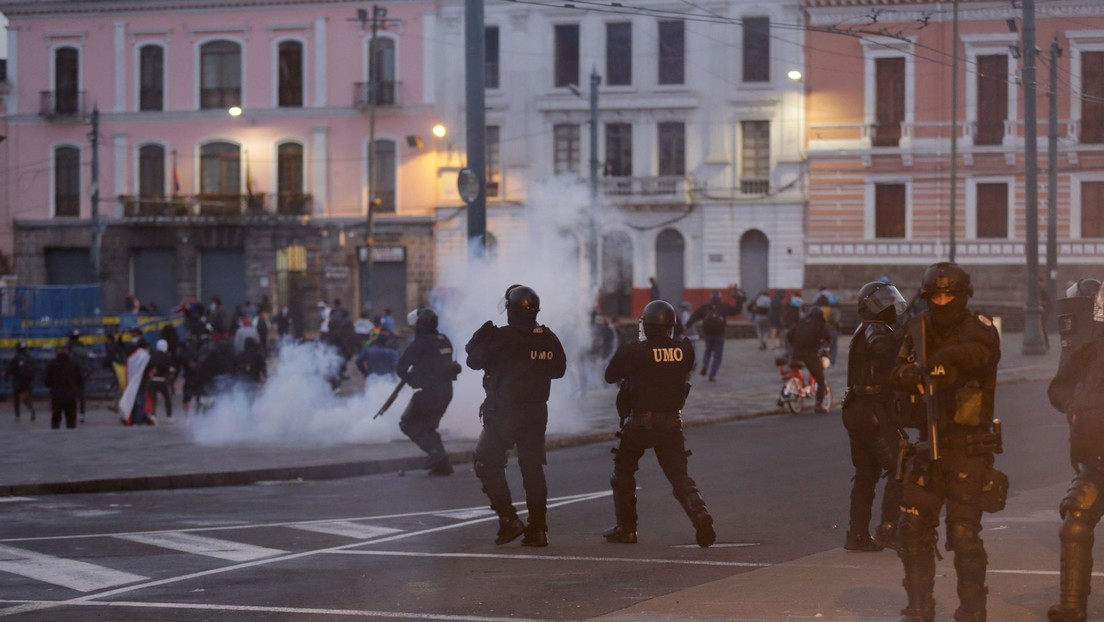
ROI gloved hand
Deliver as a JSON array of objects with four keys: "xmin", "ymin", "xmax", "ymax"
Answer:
[
  {"xmin": 896, "ymin": 363, "xmax": 926, "ymax": 395},
  {"xmin": 927, "ymin": 362, "xmax": 958, "ymax": 388},
  {"xmin": 474, "ymin": 320, "xmax": 496, "ymax": 341},
  {"xmin": 447, "ymin": 361, "xmax": 462, "ymax": 380}
]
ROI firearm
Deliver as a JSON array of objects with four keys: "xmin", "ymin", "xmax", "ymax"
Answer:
[
  {"xmin": 910, "ymin": 316, "xmax": 940, "ymax": 462},
  {"xmin": 373, "ymin": 380, "xmax": 407, "ymax": 419}
]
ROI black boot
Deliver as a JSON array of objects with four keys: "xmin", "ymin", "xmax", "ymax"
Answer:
[
  {"xmin": 522, "ymin": 502, "xmax": 548, "ymax": 547},
  {"xmin": 677, "ymin": 491, "xmax": 715, "ymax": 548},
  {"xmin": 495, "ymin": 516, "xmax": 526, "ymax": 545},
  {"xmin": 953, "ymin": 549, "xmax": 988, "ymax": 622},
  {"xmin": 898, "ymin": 547, "xmax": 936, "ymax": 622},
  {"xmin": 1047, "ymin": 605, "xmax": 1087, "ymax": 622},
  {"xmin": 605, "ymin": 487, "xmax": 638, "ymax": 543},
  {"xmin": 844, "ymin": 531, "xmax": 883, "ymax": 552}
]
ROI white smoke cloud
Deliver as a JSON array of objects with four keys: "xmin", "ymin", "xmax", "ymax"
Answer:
[{"xmin": 190, "ymin": 178, "xmax": 617, "ymax": 448}]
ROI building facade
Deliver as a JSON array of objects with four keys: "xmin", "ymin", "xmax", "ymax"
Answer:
[
  {"xmin": 804, "ymin": 0, "xmax": 1104, "ymax": 322},
  {"xmin": 428, "ymin": 0, "xmax": 807, "ymax": 314},
  {"xmin": 0, "ymin": 0, "xmax": 447, "ymax": 329}
]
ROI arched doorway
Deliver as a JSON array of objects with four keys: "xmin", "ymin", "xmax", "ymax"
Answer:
[
  {"xmin": 655, "ymin": 228, "xmax": 685, "ymax": 306},
  {"xmin": 600, "ymin": 231, "xmax": 633, "ymax": 316},
  {"xmin": 740, "ymin": 229, "xmax": 769, "ymax": 296}
]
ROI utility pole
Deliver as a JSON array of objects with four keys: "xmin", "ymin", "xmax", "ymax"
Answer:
[
  {"xmin": 354, "ymin": 6, "xmax": 398, "ymax": 314},
  {"xmin": 949, "ymin": 0, "xmax": 959, "ymax": 262},
  {"xmin": 88, "ymin": 105, "xmax": 102, "ymax": 282},
  {"xmin": 465, "ymin": 0, "xmax": 487, "ymax": 257},
  {"xmin": 1022, "ymin": 0, "xmax": 1046, "ymax": 355},
  {"xmin": 588, "ymin": 68, "xmax": 601, "ymax": 295},
  {"xmin": 1046, "ymin": 35, "xmax": 1061, "ymax": 332}
]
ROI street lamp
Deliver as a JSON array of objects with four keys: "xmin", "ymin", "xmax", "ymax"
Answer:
[
  {"xmin": 432, "ymin": 123, "xmax": 447, "ymax": 138},
  {"xmin": 787, "ymin": 70, "xmax": 803, "ymax": 81},
  {"xmin": 228, "ymin": 106, "xmax": 243, "ymax": 117},
  {"xmin": 568, "ymin": 68, "xmax": 602, "ymax": 300}
]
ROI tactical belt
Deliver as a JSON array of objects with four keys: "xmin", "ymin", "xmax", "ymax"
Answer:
[
  {"xmin": 943, "ymin": 431, "xmax": 1002, "ymax": 455},
  {"xmin": 847, "ymin": 385, "xmax": 882, "ymax": 395},
  {"xmin": 636, "ymin": 410, "xmax": 681, "ymax": 417}
]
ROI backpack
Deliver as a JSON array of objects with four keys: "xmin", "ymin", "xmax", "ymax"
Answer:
[
  {"xmin": 752, "ymin": 294, "xmax": 771, "ymax": 315},
  {"xmin": 730, "ymin": 289, "xmax": 747, "ymax": 315},
  {"xmin": 790, "ymin": 318, "xmax": 824, "ymax": 352},
  {"xmin": 703, "ymin": 305, "xmax": 726, "ymax": 333}
]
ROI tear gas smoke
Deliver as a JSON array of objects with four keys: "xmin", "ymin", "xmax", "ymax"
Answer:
[{"xmin": 191, "ymin": 179, "xmax": 618, "ymax": 447}]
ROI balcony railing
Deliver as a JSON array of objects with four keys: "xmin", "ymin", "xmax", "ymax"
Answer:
[
  {"xmin": 600, "ymin": 176, "xmax": 691, "ymax": 204},
  {"xmin": 118, "ymin": 193, "xmax": 313, "ymax": 218},
  {"xmin": 740, "ymin": 178, "xmax": 770, "ymax": 195},
  {"xmin": 354, "ymin": 80, "xmax": 400, "ymax": 108},
  {"xmin": 39, "ymin": 90, "xmax": 86, "ymax": 119}
]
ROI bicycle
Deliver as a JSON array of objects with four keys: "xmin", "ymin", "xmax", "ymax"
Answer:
[{"xmin": 774, "ymin": 348, "xmax": 832, "ymax": 414}]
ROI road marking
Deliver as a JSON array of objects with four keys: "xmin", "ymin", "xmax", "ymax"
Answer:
[
  {"xmin": 990, "ymin": 569, "xmax": 1104, "ymax": 577},
  {"xmin": 0, "ymin": 492, "xmax": 606, "ymax": 544},
  {"xmin": 329, "ymin": 550, "xmax": 770, "ymax": 568},
  {"xmin": 433, "ymin": 509, "xmax": 497, "ymax": 520},
  {"xmin": 0, "ymin": 490, "xmax": 610, "ymax": 618},
  {"xmin": 0, "ymin": 497, "xmax": 33, "ymax": 503},
  {"xmin": 0, "ymin": 600, "xmax": 553, "ymax": 621},
  {"xmin": 0, "ymin": 544, "xmax": 147, "ymax": 593},
  {"xmin": 672, "ymin": 542, "xmax": 760, "ymax": 549},
  {"xmin": 291, "ymin": 522, "xmax": 404, "ymax": 540},
  {"xmin": 116, "ymin": 533, "xmax": 286, "ymax": 562}
]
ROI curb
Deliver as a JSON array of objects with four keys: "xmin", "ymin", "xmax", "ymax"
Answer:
[{"xmin": 1, "ymin": 370, "xmax": 1053, "ymax": 497}]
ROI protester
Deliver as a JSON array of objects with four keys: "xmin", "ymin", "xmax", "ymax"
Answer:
[{"xmin": 44, "ymin": 347, "xmax": 84, "ymax": 429}]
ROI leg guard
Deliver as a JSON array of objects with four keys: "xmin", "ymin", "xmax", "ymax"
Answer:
[
  {"xmin": 898, "ymin": 515, "xmax": 937, "ymax": 622},
  {"xmin": 947, "ymin": 520, "xmax": 988, "ymax": 621},
  {"xmin": 677, "ymin": 490, "xmax": 715, "ymax": 548},
  {"xmin": 605, "ymin": 474, "xmax": 639, "ymax": 543},
  {"xmin": 521, "ymin": 500, "xmax": 548, "ymax": 547},
  {"xmin": 1050, "ymin": 509, "xmax": 1096, "ymax": 621}
]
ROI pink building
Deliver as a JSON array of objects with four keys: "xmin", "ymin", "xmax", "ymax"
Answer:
[
  {"xmin": 804, "ymin": 0, "xmax": 1104, "ymax": 323},
  {"xmin": 0, "ymin": 0, "xmax": 444, "ymax": 326}
]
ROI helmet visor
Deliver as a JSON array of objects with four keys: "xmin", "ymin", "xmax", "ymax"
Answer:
[
  {"xmin": 406, "ymin": 309, "xmax": 420, "ymax": 326},
  {"xmin": 863, "ymin": 284, "xmax": 908, "ymax": 317}
]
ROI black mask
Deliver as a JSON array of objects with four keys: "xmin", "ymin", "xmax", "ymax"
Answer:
[{"xmin": 929, "ymin": 295, "xmax": 968, "ymax": 330}]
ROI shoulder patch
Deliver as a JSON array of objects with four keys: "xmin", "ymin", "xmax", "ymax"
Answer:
[
  {"xmin": 977, "ymin": 313, "xmax": 993, "ymax": 327},
  {"xmin": 532, "ymin": 326, "xmax": 545, "ymax": 334}
]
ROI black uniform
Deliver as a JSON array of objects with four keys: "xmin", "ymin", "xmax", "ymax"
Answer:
[
  {"xmin": 43, "ymin": 349, "xmax": 84, "ymax": 429},
  {"xmin": 147, "ymin": 347, "xmax": 174, "ymax": 418},
  {"xmin": 603, "ymin": 331, "xmax": 715, "ymax": 547},
  {"xmin": 787, "ymin": 308, "xmax": 831, "ymax": 410},
  {"xmin": 893, "ymin": 307, "xmax": 1002, "ymax": 622},
  {"xmin": 843, "ymin": 319, "xmax": 905, "ymax": 550},
  {"xmin": 466, "ymin": 306, "xmax": 566, "ymax": 546},
  {"xmin": 5, "ymin": 348, "xmax": 36, "ymax": 421},
  {"xmin": 397, "ymin": 312, "xmax": 461, "ymax": 475},
  {"xmin": 1046, "ymin": 338, "xmax": 1104, "ymax": 622}
]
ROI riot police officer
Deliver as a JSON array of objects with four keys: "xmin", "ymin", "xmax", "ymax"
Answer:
[
  {"xmin": 397, "ymin": 307, "xmax": 462, "ymax": 476},
  {"xmin": 892, "ymin": 262, "xmax": 1005, "ymax": 622},
  {"xmin": 603, "ymin": 300, "xmax": 716, "ymax": 548},
  {"xmin": 466, "ymin": 285, "xmax": 566, "ymax": 547},
  {"xmin": 842, "ymin": 281, "xmax": 908, "ymax": 552},
  {"xmin": 1046, "ymin": 278, "xmax": 1104, "ymax": 622}
]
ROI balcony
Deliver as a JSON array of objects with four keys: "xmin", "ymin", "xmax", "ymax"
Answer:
[
  {"xmin": 118, "ymin": 193, "xmax": 313, "ymax": 218},
  {"xmin": 739, "ymin": 179, "xmax": 770, "ymax": 195},
  {"xmin": 39, "ymin": 90, "xmax": 86, "ymax": 120},
  {"xmin": 601, "ymin": 176, "xmax": 691, "ymax": 206},
  {"xmin": 354, "ymin": 81, "xmax": 400, "ymax": 108}
]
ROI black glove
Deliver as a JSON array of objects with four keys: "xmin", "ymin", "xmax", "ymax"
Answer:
[
  {"xmin": 447, "ymin": 361, "xmax": 462, "ymax": 380},
  {"xmin": 897, "ymin": 363, "xmax": 924, "ymax": 394}
]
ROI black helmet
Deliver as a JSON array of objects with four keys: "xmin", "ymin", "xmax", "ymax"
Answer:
[
  {"xmin": 857, "ymin": 281, "xmax": 908, "ymax": 320},
  {"xmin": 506, "ymin": 285, "xmax": 540, "ymax": 315},
  {"xmin": 16, "ymin": 341, "xmax": 27, "ymax": 352},
  {"xmin": 920, "ymin": 262, "xmax": 973, "ymax": 298},
  {"xmin": 1066, "ymin": 278, "xmax": 1101, "ymax": 299},
  {"xmin": 641, "ymin": 300, "xmax": 676, "ymax": 327},
  {"xmin": 406, "ymin": 307, "xmax": 439, "ymax": 334}
]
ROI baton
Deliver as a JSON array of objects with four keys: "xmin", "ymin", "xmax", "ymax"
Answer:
[{"xmin": 373, "ymin": 380, "xmax": 407, "ymax": 419}]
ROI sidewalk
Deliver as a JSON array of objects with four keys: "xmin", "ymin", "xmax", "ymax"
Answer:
[{"xmin": 0, "ymin": 331, "xmax": 1058, "ymax": 496}]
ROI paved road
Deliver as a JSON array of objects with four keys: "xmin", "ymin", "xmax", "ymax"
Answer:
[{"xmin": 0, "ymin": 379, "xmax": 1096, "ymax": 621}]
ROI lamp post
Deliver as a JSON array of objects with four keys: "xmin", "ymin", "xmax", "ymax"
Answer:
[
  {"xmin": 1021, "ymin": 0, "xmax": 1046, "ymax": 355},
  {"xmin": 570, "ymin": 68, "xmax": 602, "ymax": 296}
]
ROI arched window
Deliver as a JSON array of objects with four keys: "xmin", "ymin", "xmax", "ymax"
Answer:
[
  {"xmin": 200, "ymin": 40, "xmax": 241, "ymax": 109},
  {"xmin": 138, "ymin": 144, "xmax": 166, "ymax": 206},
  {"xmin": 54, "ymin": 146, "xmax": 80, "ymax": 217},
  {"xmin": 654, "ymin": 228, "xmax": 685, "ymax": 305},
  {"xmin": 601, "ymin": 231, "xmax": 633, "ymax": 316},
  {"xmin": 200, "ymin": 142, "xmax": 240, "ymax": 195},
  {"xmin": 277, "ymin": 142, "xmax": 306, "ymax": 214},
  {"xmin": 370, "ymin": 139, "xmax": 397, "ymax": 212}
]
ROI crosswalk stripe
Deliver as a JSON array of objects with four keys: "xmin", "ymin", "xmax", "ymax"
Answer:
[
  {"xmin": 432, "ymin": 509, "xmax": 497, "ymax": 520},
  {"xmin": 290, "ymin": 521, "xmax": 404, "ymax": 540},
  {"xmin": 115, "ymin": 533, "xmax": 285, "ymax": 562},
  {"xmin": 0, "ymin": 544, "xmax": 147, "ymax": 592}
]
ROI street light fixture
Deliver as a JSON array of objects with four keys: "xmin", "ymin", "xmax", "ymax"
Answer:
[
  {"xmin": 787, "ymin": 70, "xmax": 803, "ymax": 81},
  {"xmin": 432, "ymin": 123, "xmax": 447, "ymax": 138},
  {"xmin": 228, "ymin": 106, "xmax": 243, "ymax": 117}
]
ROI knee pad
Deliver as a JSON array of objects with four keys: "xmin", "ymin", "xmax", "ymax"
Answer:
[
  {"xmin": 946, "ymin": 521, "xmax": 984, "ymax": 557},
  {"xmin": 473, "ymin": 460, "xmax": 494, "ymax": 480},
  {"xmin": 898, "ymin": 514, "xmax": 936, "ymax": 553},
  {"xmin": 1059, "ymin": 511, "xmax": 1095, "ymax": 546}
]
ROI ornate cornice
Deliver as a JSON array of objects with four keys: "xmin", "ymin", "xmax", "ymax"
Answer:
[
  {"xmin": 806, "ymin": 1, "xmax": 1104, "ymax": 27},
  {"xmin": 0, "ymin": 0, "xmax": 377, "ymax": 17}
]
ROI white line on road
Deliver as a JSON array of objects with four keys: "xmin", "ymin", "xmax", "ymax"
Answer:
[
  {"xmin": 672, "ymin": 542, "xmax": 761, "ymax": 549},
  {"xmin": 0, "ymin": 491, "xmax": 608, "ymax": 544},
  {"xmin": 0, "ymin": 490, "xmax": 611, "ymax": 618},
  {"xmin": 0, "ymin": 544, "xmax": 147, "ymax": 593},
  {"xmin": 0, "ymin": 599, "xmax": 554, "ymax": 621},
  {"xmin": 0, "ymin": 497, "xmax": 33, "ymax": 503},
  {"xmin": 432, "ymin": 509, "xmax": 497, "ymax": 520},
  {"xmin": 115, "ymin": 533, "xmax": 286, "ymax": 562},
  {"xmin": 290, "ymin": 522, "xmax": 404, "ymax": 540},
  {"xmin": 328, "ymin": 549, "xmax": 770, "ymax": 568}
]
